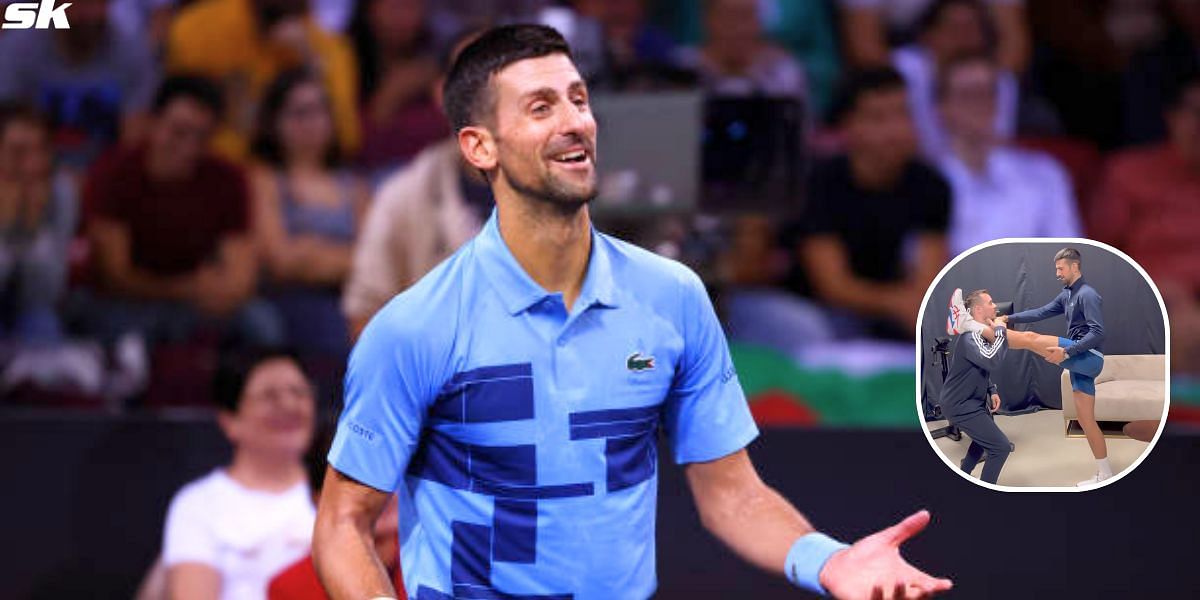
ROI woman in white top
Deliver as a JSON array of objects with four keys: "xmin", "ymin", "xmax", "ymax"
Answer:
[{"xmin": 161, "ymin": 348, "xmax": 318, "ymax": 600}]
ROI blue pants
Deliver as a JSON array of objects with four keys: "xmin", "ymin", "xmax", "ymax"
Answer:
[
  {"xmin": 1058, "ymin": 337, "xmax": 1104, "ymax": 396},
  {"xmin": 952, "ymin": 410, "xmax": 1011, "ymax": 484}
]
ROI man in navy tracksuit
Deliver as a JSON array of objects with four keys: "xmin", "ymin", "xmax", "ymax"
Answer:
[
  {"xmin": 999, "ymin": 247, "xmax": 1108, "ymax": 486},
  {"xmin": 940, "ymin": 290, "xmax": 1011, "ymax": 484}
]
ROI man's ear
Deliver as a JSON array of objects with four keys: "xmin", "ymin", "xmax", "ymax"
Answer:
[
  {"xmin": 457, "ymin": 126, "xmax": 498, "ymax": 173},
  {"xmin": 217, "ymin": 410, "xmax": 239, "ymax": 444}
]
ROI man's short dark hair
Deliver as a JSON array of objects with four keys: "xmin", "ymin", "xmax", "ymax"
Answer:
[
  {"xmin": 0, "ymin": 101, "xmax": 50, "ymax": 138},
  {"xmin": 213, "ymin": 346, "xmax": 302, "ymax": 413},
  {"xmin": 915, "ymin": 0, "xmax": 989, "ymax": 37},
  {"xmin": 964, "ymin": 289, "xmax": 989, "ymax": 311},
  {"xmin": 1054, "ymin": 247, "xmax": 1082, "ymax": 267},
  {"xmin": 152, "ymin": 75, "xmax": 225, "ymax": 119},
  {"xmin": 828, "ymin": 67, "xmax": 907, "ymax": 125},
  {"xmin": 442, "ymin": 24, "xmax": 573, "ymax": 132}
]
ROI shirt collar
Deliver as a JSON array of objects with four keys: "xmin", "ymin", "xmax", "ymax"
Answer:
[
  {"xmin": 1066, "ymin": 277, "xmax": 1085, "ymax": 293},
  {"xmin": 475, "ymin": 209, "xmax": 619, "ymax": 316}
]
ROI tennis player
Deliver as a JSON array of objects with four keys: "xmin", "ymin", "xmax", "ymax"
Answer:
[{"xmin": 313, "ymin": 25, "xmax": 952, "ymax": 600}]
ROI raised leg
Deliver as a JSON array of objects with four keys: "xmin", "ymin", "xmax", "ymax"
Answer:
[{"xmin": 1004, "ymin": 330, "xmax": 1060, "ymax": 359}]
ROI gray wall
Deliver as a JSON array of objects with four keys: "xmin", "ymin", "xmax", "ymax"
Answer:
[{"xmin": 922, "ymin": 242, "xmax": 1166, "ymax": 412}]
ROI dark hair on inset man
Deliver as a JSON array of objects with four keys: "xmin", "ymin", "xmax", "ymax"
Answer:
[
  {"xmin": 1054, "ymin": 247, "xmax": 1082, "ymax": 267},
  {"xmin": 252, "ymin": 69, "xmax": 341, "ymax": 168},
  {"xmin": 964, "ymin": 289, "xmax": 990, "ymax": 311},
  {"xmin": 213, "ymin": 346, "xmax": 304, "ymax": 413},
  {"xmin": 442, "ymin": 24, "xmax": 574, "ymax": 133},
  {"xmin": 152, "ymin": 75, "xmax": 225, "ymax": 119},
  {"xmin": 828, "ymin": 66, "xmax": 907, "ymax": 125}
]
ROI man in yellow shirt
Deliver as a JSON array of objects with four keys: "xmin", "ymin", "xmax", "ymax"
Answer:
[{"xmin": 166, "ymin": 0, "xmax": 360, "ymax": 161}]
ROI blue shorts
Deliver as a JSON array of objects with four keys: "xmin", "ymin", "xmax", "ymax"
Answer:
[{"xmin": 1058, "ymin": 337, "xmax": 1104, "ymax": 395}]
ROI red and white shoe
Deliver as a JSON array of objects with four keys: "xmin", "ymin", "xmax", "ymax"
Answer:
[
  {"xmin": 947, "ymin": 287, "xmax": 987, "ymax": 335},
  {"xmin": 947, "ymin": 288, "xmax": 966, "ymax": 335}
]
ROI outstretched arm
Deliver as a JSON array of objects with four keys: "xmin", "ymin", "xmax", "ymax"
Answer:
[
  {"xmin": 687, "ymin": 450, "xmax": 952, "ymax": 599},
  {"xmin": 1006, "ymin": 292, "xmax": 1066, "ymax": 325}
]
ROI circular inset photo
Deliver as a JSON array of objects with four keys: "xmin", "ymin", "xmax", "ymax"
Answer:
[{"xmin": 917, "ymin": 239, "xmax": 1169, "ymax": 491}]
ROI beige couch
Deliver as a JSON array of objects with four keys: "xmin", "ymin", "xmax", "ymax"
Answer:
[{"xmin": 1061, "ymin": 354, "xmax": 1166, "ymax": 430}]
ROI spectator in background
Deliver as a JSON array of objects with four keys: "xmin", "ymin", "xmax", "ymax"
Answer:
[
  {"xmin": 350, "ymin": 0, "xmax": 455, "ymax": 171},
  {"xmin": 788, "ymin": 68, "xmax": 949, "ymax": 341},
  {"xmin": 250, "ymin": 70, "xmax": 367, "ymax": 356},
  {"xmin": 0, "ymin": 105, "xmax": 77, "ymax": 345},
  {"xmin": 1027, "ymin": 0, "xmax": 1168, "ymax": 149},
  {"xmin": 166, "ymin": 0, "xmax": 360, "ymax": 161},
  {"xmin": 840, "ymin": 0, "xmax": 1029, "ymax": 73},
  {"xmin": 80, "ymin": 76, "xmax": 282, "ymax": 351},
  {"xmin": 1123, "ymin": 0, "xmax": 1200, "ymax": 145},
  {"xmin": 575, "ymin": 0, "xmax": 688, "ymax": 91},
  {"xmin": 1091, "ymin": 75, "xmax": 1200, "ymax": 372},
  {"xmin": 342, "ymin": 32, "xmax": 491, "ymax": 339},
  {"xmin": 675, "ymin": 0, "xmax": 808, "ymax": 100},
  {"xmin": 265, "ymin": 495, "xmax": 404, "ymax": 599},
  {"xmin": 109, "ymin": 0, "xmax": 178, "ymax": 48},
  {"xmin": 891, "ymin": 0, "xmax": 1020, "ymax": 156},
  {"xmin": 935, "ymin": 54, "xmax": 1081, "ymax": 255},
  {"xmin": 0, "ymin": 0, "xmax": 159, "ymax": 168},
  {"xmin": 161, "ymin": 348, "xmax": 316, "ymax": 599},
  {"xmin": 646, "ymin": 0, "xmax": 839, "ymax": 115}
]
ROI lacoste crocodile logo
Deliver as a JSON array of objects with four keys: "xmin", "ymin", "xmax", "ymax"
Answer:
[{"xmin": 626, "ymin": 352, "xmax": 655, "ymax": 372}]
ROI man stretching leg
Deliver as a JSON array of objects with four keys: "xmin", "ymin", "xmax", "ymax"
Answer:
[{"xmin": 948, "ymin": 248, "xmax": 1108, "ymax": 486}]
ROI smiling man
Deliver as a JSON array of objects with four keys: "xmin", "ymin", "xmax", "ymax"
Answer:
[{"xmin": 313, "ymin": 25, "xmax": 952, "ymax": 600}]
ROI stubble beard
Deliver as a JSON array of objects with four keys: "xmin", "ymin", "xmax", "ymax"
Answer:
[{"xmin": 501, "ymin": 159, "xmax": 597, "ymax": 218}]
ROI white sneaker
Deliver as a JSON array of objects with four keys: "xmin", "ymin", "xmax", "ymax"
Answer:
[
  {"xmin": 947, "ymin": 288, "xmax": 965, "ymax": 335},
  {"xmin": 1076, "ymin": 472, "xmax": 1112, "ymax": 487},
  {"xmin": 947, "ymin": 288, "xmax": 988, "ymax": 335}
]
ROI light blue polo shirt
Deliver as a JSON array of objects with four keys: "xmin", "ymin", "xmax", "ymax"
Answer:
[{"xmin": 328, "ymin": 211, "xmax": 758, "ymax": 600}]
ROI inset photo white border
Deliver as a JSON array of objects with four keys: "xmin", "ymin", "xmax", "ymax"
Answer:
[{"xmin": 915, "ymin": 238, "xmax": 1171, "ymax": 493}]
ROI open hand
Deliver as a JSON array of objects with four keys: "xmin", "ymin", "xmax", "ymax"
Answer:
[
  {"xmin": 819, "ymin": 511, "xmax": 953, "ymax": 600},
  {"xmin": 1044, "ymin": 346, "xmax": 1066, "ymax": 365}
]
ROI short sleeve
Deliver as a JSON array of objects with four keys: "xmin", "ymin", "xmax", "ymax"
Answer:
[
  {"xmin": 664, "ymin": 270, "xmax": 759, "ymax": 464},
  {"xmin": 327, "ymin": 307, "xmax": 438, "ymax": 492},
  {"xmin": 162, "ymin": 486, "xmax": 219, "ymax": 567}
]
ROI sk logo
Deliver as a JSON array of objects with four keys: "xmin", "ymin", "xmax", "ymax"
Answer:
[
  {"xmin": 2, "ymin": 0, "xmax": 72, "ymax": 30},
  {"xmin": 626, "ymin": 352, "xmax": 655, "ymax": 372}
]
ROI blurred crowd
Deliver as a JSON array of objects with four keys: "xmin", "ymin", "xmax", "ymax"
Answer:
[{"xmin": 0, "ymin": 0, "xmax": 1197, "ymax": 413}]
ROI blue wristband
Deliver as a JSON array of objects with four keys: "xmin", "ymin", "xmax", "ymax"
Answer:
[{"xmin": 785, "ymin": 532, "xmax": 850, "ymax": 596}]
